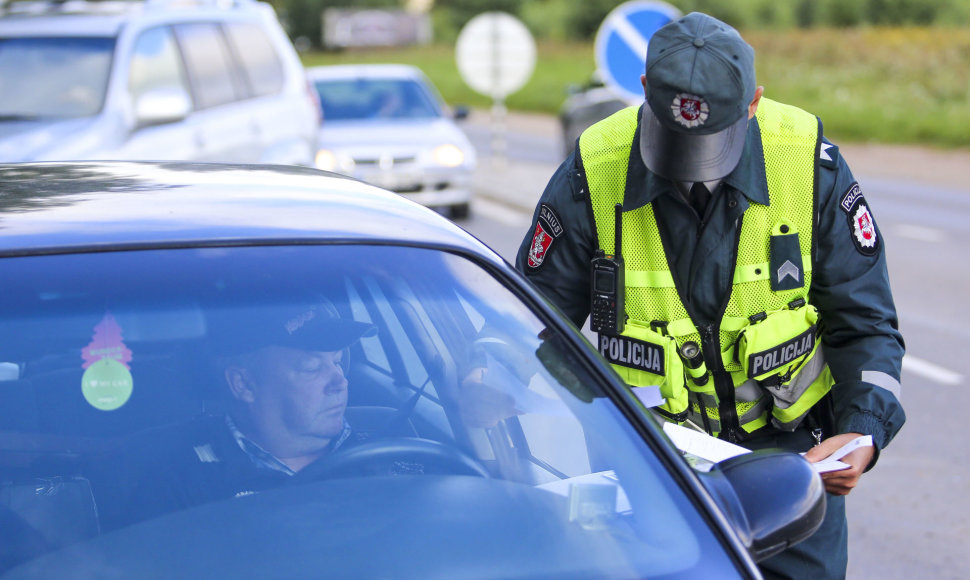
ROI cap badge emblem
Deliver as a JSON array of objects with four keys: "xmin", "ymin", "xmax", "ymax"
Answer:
[
  {"xmin": 671, "ymin": 93, "xmax": 709, "ymax": 128},
  {"xmin": 284, "ymin": 309, "xmax": 317, "ymax": 335}
]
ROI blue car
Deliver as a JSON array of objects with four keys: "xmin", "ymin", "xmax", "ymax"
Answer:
[{"xmin": 0, "ymin": 162, "xmax": 821, "ymax": 578}]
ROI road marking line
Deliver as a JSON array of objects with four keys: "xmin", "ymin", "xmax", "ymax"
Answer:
[
  {"xmin": 902, "ymin": 355, "xmax": 962, "ymax": 385},
  {"xmin": 473, "ymin": 197, "xmax": 531, "ymax": 228},
  {"xmin": 896, "ymin": 224, "xmax": 944, "ymax": 243}
]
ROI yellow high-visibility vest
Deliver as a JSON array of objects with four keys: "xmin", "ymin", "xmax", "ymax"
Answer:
[{"xmin": 582, "ymin": 98, "xmax": 834, "ymax": 436}]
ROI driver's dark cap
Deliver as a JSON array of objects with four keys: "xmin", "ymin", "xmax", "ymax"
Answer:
[
  {"xmin": 209, "ymin": 298, "xmax": 376, "ymax": 356},
  {"xmin": 640, "ymin": 12, "xmax": 756, "ymax": 182}
]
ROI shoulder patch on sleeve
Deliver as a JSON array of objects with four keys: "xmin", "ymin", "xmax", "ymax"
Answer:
[
  {"xmin": 839, "ymin": 182, "xmax": 863, "ymax": 214},
  {"xmin": 819, "ymin": 140, "xmax": 840, "ymax": 169},
  {"xmin": 839, "ymin": 182, "xmax": 879, "ymax": 256},
  {"xmin": 526, "ymin": 204, "xmax": 565, "ymax": 269}
]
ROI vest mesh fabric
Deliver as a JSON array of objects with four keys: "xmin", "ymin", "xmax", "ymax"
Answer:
[
  {"xmin": 582, "ymin": 99, "xmax": 829, "ymax": 434},
  {"xmin": 582, "ymin": 108, "xmax": 695, "ymax": 336}
]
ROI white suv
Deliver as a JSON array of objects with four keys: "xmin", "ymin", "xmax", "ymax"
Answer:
[{"xmin": 0, "ymin": 0, "xmax": 320, "ymax": 165}]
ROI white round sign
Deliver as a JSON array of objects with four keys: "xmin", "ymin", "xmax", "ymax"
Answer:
[{"xmin": 455, "ymin": 12, "xmax": 536, "ymax": 99}]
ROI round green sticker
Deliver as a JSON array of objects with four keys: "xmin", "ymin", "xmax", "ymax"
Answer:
[{"xmin": 81, "ymin": 358, "xmax": 133, "ymax": 411}]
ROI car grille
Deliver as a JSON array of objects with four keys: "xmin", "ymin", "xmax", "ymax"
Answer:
[
  {"xmin": 352, "ymin": 154, "xmax": 455, "ymax": 194},
  {"xmin": 354, "ymin": 155, "xmax": 417, "ymax": 168}
]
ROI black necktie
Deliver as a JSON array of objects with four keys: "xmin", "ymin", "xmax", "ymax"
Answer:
[{"xmin": 689, "ymin": 182, "xmax": 711, "ymax": 217}]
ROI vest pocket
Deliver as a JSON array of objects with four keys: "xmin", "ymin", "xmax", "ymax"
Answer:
[
  {"xmin": 733, "ymin": 303, "xmax": 829, "ymax": 429},
  {"xmin": 598, "ymin": 320, "xmax": 688, "ymax": 418},
  {"xmin": 735, "ymin": 304, "xmax": 819, "ymax": 382}
]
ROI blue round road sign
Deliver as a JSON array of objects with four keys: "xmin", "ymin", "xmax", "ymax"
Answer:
[{"xmin": 594, "ymin": 1, "xmax": 681, "ymax": 104}]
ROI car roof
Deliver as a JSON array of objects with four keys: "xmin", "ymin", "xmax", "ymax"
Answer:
[
  {"xmin": 0, "ymin": 12, "xmax": 129, "ymax": 35},
  {"xmin": 0, "ymin": 0, "xmax": 268, "ymax": 35},
  {"xmin": 305, "ymin": 64, "xmax": 427, "ymax": 82},
  {"xmin": 0, "ymin": 162, "xmax": 501, "ymax": 262}
]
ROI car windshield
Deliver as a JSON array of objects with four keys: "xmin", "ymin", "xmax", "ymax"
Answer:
[
  {"xmin": 0, "ymin": 244, "xmax": 737, "ymax": 577},
  {"xmin": 314, "ymin": 77, "xmax": 441, "ymax": 121},
  {"xmin": 0, "ymin": 37, "xmax": 114, "ymax": 119}
]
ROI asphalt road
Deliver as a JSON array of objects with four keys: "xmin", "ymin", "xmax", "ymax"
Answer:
[{"xmin": 458, "ymin": 111, "xmax": 970, "ymax": 579}]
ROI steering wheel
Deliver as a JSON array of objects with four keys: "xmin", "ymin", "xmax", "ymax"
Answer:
[{"xmin": 295, "ymin": 437, "xmax": 491, "ymax": 481}]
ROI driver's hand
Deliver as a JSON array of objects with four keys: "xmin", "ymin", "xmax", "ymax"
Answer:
[{"xmin": 458, "ymin": 367, "xmax": 522, "ymax": 428}]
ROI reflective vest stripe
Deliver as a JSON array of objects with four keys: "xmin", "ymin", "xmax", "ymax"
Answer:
[
  {"xmin": 626, "ymin": 269, "xmax": 677, "ymax": 288},
  {"xmin": 766, "ymin": 347, "xmax": 830, "ymax": 429},
  {"xmin": 689, "ymin": 391, "xmax": 771, "ymax": 434},
  {"xmin": 734, "ymin": 256, "xmax": 813, "ymax": 284},
  {"xmin": 628, "ymin": 258, "xmax": 814, "ymax": 287}
]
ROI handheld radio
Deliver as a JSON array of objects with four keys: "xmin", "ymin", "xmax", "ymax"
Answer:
[{"xmin": 590, "ymin": 203, "xmax": 625, "ymax": 335}]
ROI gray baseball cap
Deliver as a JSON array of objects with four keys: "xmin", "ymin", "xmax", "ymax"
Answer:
[
  {"xmin": 640, "ymin": 12, "xmax": 756, "ymax": 182},
  {"xmin": 209, "ymin": 296, "xmax": 376, "ymax": 356}
]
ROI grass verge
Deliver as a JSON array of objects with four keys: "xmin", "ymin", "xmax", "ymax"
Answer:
[{"xmin": 301, "ymin": 27, "xmax": 970, "ymax": 148}]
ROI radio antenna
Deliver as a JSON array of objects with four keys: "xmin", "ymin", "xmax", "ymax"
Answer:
[{"xmin": 613, "ymin": 203, "xmax": 623, "ymax": 258}]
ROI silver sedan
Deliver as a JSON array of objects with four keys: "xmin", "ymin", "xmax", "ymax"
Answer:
[{"xmin": 308, "ymin": 64, "xmax": 477, "ymax": 219}]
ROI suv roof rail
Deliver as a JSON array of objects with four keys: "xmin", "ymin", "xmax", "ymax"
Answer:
[
  {"xmin": 0, "ymin": 0, "xmax": 255, "ymax": 17},
  {"xmin": 142, "ymin": 0, "xmax": 255, "ymax": 8}
]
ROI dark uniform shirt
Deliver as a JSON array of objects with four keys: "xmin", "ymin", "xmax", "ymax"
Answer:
[
  {"xmin": 516, "ymin": 108, "xmax": 905, "ymax": 453},
  {"xmin": 90, "ymin": 414, "xmax": 366, "ymax": 531}
]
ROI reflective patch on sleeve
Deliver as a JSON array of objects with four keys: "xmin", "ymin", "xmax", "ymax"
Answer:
[
  {"xmin": 861, "ymin": 370, "xmax": 901, "ymax": 400},
  {"xmin": 839, "ymin": 182, "xmax": 879, "ymax": 256},
  {"xmin": 526, "ymin": 204, "xmax": 564, "ymax": 269}
]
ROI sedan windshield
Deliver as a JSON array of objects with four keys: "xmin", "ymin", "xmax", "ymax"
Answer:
[
  {"xmin": 314, "ymin": 77, "xmax": 441, "ymax": 121},
  {"xmin": 0, "ymin": 244, "xmax": 737, "ymax": 577},
  {"xmin": 0, "ymin": 37, "xmax": 114, "ymax": 118}
]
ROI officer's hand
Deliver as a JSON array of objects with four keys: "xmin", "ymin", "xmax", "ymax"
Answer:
[
  {"xmin": 458, "ymin": 367, "xmax": 522, "ymax": 429},
  {"xmin": 804, "ymin": 432, "xmax": 875, "ymax": 496}
]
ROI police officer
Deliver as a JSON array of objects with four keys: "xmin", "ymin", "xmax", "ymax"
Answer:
[{"xmin": 516, "ymin": 12, "xmax": 905, "ymax": 579}]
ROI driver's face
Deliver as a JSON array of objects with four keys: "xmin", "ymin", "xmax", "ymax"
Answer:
[{"xmin": 246, "ymin": 346, "xmax": 349, "ymax": 447}]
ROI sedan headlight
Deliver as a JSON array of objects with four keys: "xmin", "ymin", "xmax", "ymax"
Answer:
[
  {"xmin": 315, "ymin": 150, "xmax": 356, "ymax": 174},
  {"xmin": 315, "ymin": 149, "xmax": 338, "ymax": 172},
  {"xmin": 431, "ymin": 144, "xmax": 465, "ymax": 168}
]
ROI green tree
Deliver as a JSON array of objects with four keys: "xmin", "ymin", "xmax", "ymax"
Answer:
[
  {"xmin": 819, "ymin": 0, "xmax": 866, "ymax": 27},
  {"xmin": 274, "ymin": 0, "xmax": 401, "ymax": 49},
  {"xmin": 563, "ymin": 0, "xmax": 623, "ymax": 40},
  {"xmin": 434, "ymin": 0, "xmax": 522, "ymax": 37},
  {"xmin": 868, "ymin": 0, "xmax": 938, "ymax": 25}
]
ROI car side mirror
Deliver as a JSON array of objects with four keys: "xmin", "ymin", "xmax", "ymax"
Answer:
[
  {"xmin": 133, "ymin": 87, "xmax": 192, "ymax": 129},
  {"xmin": 452, "ymin": 105, "xmax": 470, "ymax": 121},
  {"xmin": 700, "ymin": 450, "xmax": 826, "ymax": 562}
]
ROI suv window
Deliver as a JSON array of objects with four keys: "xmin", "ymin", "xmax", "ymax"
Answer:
[
  {"xmin": 173, "ymin": 22, "xmax": 242, "ymax": 109},
  {"xmin": 223, "ymin": 22, "xmax": 284, "ymax": 97},
  {"xmin": 0, "ymin": 37, "xmax": 113, "ymax": 118},
  {"xmin": 128, "ymin": 27, "xmax": 190, "ymax": 106}
]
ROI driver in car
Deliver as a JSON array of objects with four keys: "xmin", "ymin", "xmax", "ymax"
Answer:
[
  {"xmin": 215, "ymin": 299, "xmax": 377, "ymax": 476},
  {"xmin": 90, "ymin": 298, "xmax": 383, "ymax": 530}
]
